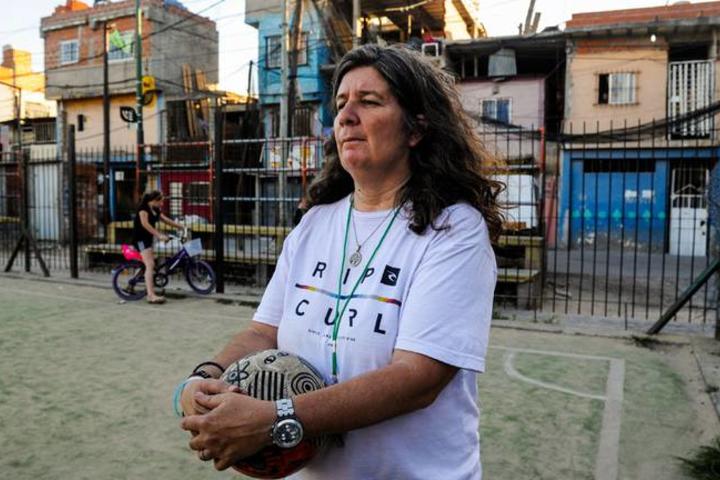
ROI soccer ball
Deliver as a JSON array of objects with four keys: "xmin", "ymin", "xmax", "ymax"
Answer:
[{"xmin": 221, "ymin": 349, "xmax": 327, "ymax": 479}]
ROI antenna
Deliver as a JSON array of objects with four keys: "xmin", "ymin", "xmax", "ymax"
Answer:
[
  {"xmin": 523, "ymin": 0, "xmax": 536, "ymax": 35},
  {"xmin": 530, "ymin": 11, "xmax": 541, "ymax": 34}
]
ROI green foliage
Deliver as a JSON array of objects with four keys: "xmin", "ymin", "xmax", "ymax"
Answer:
[{"xmin": 678, "ymin": 437, "xmax": 720, "ymax": 480}]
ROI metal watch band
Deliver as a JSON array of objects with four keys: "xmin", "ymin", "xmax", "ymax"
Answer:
[{"xmin": 275, "ymin": 398, "xmax": 295, "ymax": 418}]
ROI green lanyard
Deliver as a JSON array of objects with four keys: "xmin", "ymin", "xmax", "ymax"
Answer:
[{"xmin": 330, "ymin": 196, "xmax": 401, "ymax": 383}]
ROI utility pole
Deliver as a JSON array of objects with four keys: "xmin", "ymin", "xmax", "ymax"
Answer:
[
  {"xmin": 287, "ymin": 0, "xmax": 304, "ymax": 139},
  {"xmin": 279, "ymin": 0, "xmax": 289, "ymax": 227},
  {"xmin": 352, "ymin": 0, "xmax": 360, "ymax": 48},
  {"xmin": 135, "ymin": 0, "xmax": 144, "ymax": 180},
  {"xmin": 12, "ymin": 63, "xmax": 22, "ymax": 156},
  {"xmin": 102, "ymin": 21, "xmax": 111, "ymax": 227}
]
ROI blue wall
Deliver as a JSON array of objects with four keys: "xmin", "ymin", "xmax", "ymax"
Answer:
[
  {"xmin": 252, "ymin": 10, "xmax": 334, "ymax": 131},
  {"xmin": 559, "ymin": 147, "xmax": 718, "ymax": 250}
]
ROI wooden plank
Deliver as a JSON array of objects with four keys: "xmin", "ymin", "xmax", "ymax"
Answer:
[
  {"xmin": 195, "ymin": 69, "xmax": 210, "ymax": 131},
  {"xmin": 496, "ymin": 235, "xmax": 544, "ymax": 247},
  {"xmin": 107, "ymin": 221, "xmax": 291, "ymax": 237},
  {"xmin": 497, "ymin": 268, "xmax": 540, "ymax": 283},
  {"xmin": 182, "ymin": 64, "xmax": 197, "ymax": 138}
]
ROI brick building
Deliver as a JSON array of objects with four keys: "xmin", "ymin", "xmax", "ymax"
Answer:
[
  {"xmin": 41, "ymin": 0, "xmax": 219, "ymax": 150},
  {"xmin": 559, "ymin": 1, "xmax": 720, "ymax": 256},
  {"xmin": 0, "ymin": 46, "xmax": 56, "ymax": 155}
]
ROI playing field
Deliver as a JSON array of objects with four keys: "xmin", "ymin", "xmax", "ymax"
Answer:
[{"xmin": 0, "ymin": 275, "xmax": 716, "ymax": 480}]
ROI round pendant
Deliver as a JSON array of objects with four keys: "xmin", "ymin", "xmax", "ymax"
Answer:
[{"xmin": 349, "ymin": 250, "xmax": 362, "ymax": 267}]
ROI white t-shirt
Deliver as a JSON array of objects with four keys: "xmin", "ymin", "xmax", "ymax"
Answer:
[{"xmin": 254, "ymin": 195, "xmax": 496, "ymax": 480}]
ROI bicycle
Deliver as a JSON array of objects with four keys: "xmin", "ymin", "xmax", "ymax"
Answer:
[{"xmin": 111, "ymin": 228, "xmax": 216, "ymax": 301}]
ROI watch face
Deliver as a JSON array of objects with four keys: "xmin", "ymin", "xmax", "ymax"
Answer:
[{"xmin": 273, "ymin": 418, "xmax": 304, "ymax": 449}]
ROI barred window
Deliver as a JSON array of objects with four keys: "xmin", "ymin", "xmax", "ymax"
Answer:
[{"xmin": 598, "ymin": 72, "xmax": 636, "ymax": 105}]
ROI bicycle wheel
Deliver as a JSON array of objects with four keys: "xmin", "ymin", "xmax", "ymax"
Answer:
[
  {"xmin": 112, "ymin": 261, "xmax": 147, "ymax": 301},
  {"xmin": 185, "ymin": 259, "xmax": 216, "ymax": 294}
]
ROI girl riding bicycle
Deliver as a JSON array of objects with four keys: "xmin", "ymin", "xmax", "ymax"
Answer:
[{"xmin": 132, "ymin": 190, "xmax": 184, "ymax": 304}]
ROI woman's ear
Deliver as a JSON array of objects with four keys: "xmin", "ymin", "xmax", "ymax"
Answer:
[{"xmin": 408, "ymin": 115, "xmax": 427, "ymax": 148}]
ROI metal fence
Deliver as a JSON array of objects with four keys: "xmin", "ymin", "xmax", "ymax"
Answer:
[
  {"xmin": 478, "ymin": 119, "xmax": 717, "ymax": 327},
  {"xmin": 1, "ymin": 118, "xmax": 717, "ymax": 330}
]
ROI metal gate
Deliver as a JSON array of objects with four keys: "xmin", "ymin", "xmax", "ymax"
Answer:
[{"xmin": 669, "ymin": 166, "xmax": 709, "ymax": 256}]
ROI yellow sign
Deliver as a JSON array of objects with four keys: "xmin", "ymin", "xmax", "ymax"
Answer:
[{"xmin": 141, "ymin": 75, "xmax": 157, "ymax": 108}]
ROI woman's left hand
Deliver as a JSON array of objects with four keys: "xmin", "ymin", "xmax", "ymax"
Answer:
[{"xmin": 180, "ymin": 390, "xmax": 276, "ymax": 470}]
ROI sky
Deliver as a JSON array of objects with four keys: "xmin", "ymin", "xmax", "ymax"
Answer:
[{"xmin": 1, "ymin": 0, "xmax": 698, "ymax": 93}]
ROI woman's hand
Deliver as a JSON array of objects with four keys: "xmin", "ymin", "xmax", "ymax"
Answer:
[
  {"xmin": 180, "ymin": 390, "xmax": 276, "ymax": 470},
  {"xmin": 180, "ymin": 379, "xmax": 235, "ymax": 416}
]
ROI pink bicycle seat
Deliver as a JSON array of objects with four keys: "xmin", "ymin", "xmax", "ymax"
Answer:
[{"xmin": 121, "ymin": 244, "xmax": 143, "ymax": 262}]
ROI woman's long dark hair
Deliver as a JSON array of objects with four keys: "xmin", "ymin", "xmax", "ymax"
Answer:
[
  {"xmin": 306, "ymin": 44, "xmax": 504, "ymax": 240},
  {"xmin": 138, "ymin": 190, "xmax": 163, "ymax": 211}
]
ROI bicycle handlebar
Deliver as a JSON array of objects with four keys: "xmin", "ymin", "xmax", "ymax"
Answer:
[{"xmin": 161, "ymin": 226, "xmax": 190, "ymax": 244}]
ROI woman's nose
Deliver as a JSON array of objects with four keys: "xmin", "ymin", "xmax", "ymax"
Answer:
[{"xmin": 336, "ymin": 102, "xmax": 359, "ymax": 126}]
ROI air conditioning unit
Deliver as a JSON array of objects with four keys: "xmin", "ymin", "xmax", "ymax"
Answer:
[{"xmin": 421, "ymin": 42, "xmax": 441, "ymax": 57}]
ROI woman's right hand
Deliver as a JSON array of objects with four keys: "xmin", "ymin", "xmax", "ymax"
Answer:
[
  {"xmin": 180, "ymin": 379, "xmax": 238, "ymax": 416},
  {"xmin": 159, "ymin": 233, "xmax": 170, "ymax": 243}
]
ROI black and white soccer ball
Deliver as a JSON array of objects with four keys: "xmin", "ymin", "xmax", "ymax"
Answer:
[{"xmin": 221, "ymin": 349, "xmax": 327, "ymax": 479}]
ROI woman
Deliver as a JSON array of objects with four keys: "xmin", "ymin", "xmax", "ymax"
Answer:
[
  {"xmin": 132, "ymin": 190, "xmax": 184, "ymax": 304},
  {"xmin": 178, "ymin": 44, "xmax": 503, "ymax": 479}
]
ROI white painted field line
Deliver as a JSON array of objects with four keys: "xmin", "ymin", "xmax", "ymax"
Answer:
[
  {"xmin": 595, "ymin": 359, "xmax": 624, "ymax": 480},
  {"xmin": 503, "ymin": 351, "xmax": 606, "ymax": 400},
  {"xmin": 491, "ymin": 344, "xmax": 615, "ymax": 362},
  {"xmin": 491, "ymin": 345, "xmax": 625, "ymax": 480}
]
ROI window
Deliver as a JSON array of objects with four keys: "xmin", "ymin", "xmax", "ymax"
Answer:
[
  {"xmin": 60, "ymin": 40, "xmax": 79, "ymax": 65},
  {"xmin": 266, "ymin": 35, "xmax": 281, "ymax": 68},
  {"xmin": 598, "ymin": 72, "xmax": 636, "ymax": 105},
  {"xmin": 481, "ymin": 98, "xmax": 511, "ymax": 124},
  {"xmin": 265, "ymin": 33, "xmax": 308, "ymax": 69},
  {"xmin": 185, "ymin": 182, "xmax": 210, "ymax": 206},
  {"xmin": 107, "ymin": 31, "xmax": 134, "ymax": 62},
  {"xmin": 292, "ymin": 104, "xmax": 315, "ymax": 136},
  {"xmin": 267, "ymin": 103, "xmax": 316, "ymax": 137}
]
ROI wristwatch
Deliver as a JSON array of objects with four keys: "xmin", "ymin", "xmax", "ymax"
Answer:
[{"xmin": 271, "ymin": 398, "xmax": 304, "ymax": 449}]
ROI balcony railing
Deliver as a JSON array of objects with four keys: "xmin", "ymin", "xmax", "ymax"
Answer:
[{"xmin": 668, "ymin": 60, "xmax": 714, "ymax": 138}]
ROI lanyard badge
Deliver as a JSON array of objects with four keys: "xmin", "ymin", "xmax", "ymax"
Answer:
[{"xmin": 329, "ymin": 196, "xmax": 401, "ymax": 384}]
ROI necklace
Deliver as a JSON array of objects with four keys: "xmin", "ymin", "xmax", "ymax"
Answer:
[
  {"xmin": 348, "ymin": 199, "xmax": 396, "ymax": 268},
  {"xmin": 330, "ymin": 196, "xmax": 401, "ymax": 383}
]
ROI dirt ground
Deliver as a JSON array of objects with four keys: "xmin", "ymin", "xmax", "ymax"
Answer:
[{"xmin": 0, "ymin": 275, "xmax": 717, "ymax": 480}]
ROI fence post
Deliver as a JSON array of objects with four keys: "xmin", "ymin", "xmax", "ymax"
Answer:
[
  {"xmin": 20, "ymin": 151, "xmax": 30, "ymax": 272},
  {"xmin": 213, "ymin": 107, "xmax": 225, "ymax": 293},
  {"xmin": 68, "ymin": 125, "xmax": 78, "ymax": 279}
]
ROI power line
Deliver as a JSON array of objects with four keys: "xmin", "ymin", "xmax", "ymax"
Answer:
[{"xmin": 34, "ymin": 0, "xmax": 229, "ymax": 76}]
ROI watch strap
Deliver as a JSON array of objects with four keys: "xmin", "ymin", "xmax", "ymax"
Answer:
[{"xmin": 275, "ymin": 398, "xmax": 295, "ymax": 418}]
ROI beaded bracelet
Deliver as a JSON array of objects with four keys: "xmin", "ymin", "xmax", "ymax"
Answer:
[
  {"xmin": 190, "ymin": 361, "xmax": 225, "ymax": 378},
  {"xmin": 172, "ymin": 376, "xmax": 204, "ymax": 418}
]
